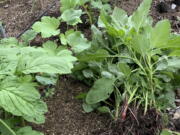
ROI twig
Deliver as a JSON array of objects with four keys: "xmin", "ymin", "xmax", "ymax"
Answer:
[{"xmin": 16, "ymin": 0, "xmax": 57, "ymax": 38}]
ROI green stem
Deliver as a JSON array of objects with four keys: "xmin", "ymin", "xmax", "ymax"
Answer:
[
  {"xmin": 83, "ymin": 5, "xmax": 93, "ymax": 25},
  {"xmin": 147, "ymin": 55, "xmax": 156, "ymax": 107},
  {"xmin": 21, "ymin": 117, "xmax": 25, "ymax": 127},
  {"xmin": 114, "ymin": 86, "xmax": 121, "ymax": 121}
]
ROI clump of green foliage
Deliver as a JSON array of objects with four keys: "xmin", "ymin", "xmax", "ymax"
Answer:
[
  {"xmin": 0, "ymin": 24, "xmax": 76, "ymax": 134},
  {"xmin": 71, "ymin": 0, "xmax": 180, "ymax": 121}
]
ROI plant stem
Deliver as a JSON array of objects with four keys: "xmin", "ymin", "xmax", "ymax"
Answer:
[
  {"xmin": 114, "ymin": 86, "xmax": 121, "ymax": 121},
  {"xmin": 21, "ymin": 117, "xmax": 25, "ymax": 126},
  {"xmin": 83, "ymin": 5, "xmax": 93, "ymax": 25}
]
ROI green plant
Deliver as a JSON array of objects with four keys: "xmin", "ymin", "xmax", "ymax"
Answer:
[
  {"xmin": 0, "ymin": 26, "xmax": 76, "ymax": 134},
  {"xmin": 160, "ymin": 129, "xmax": 180, "ymax": 135},
  {"xmin": 59, "ymin": 0, "xmax": 111, "ymax": 26},
  {"xmin": 72, "ymin": 0, "xmax": 180, "ymax": 121}
]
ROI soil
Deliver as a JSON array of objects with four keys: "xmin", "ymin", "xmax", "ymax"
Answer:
[
  {"xmin": 33, "ymin": 77, "xmax": 108, "ymax": 135},
  {"xmin": 93, "ymin": 109, "xmax": 162, "ymax": 135},
  {"xmin": 33, "ymin": 77, "xmax": 163, "ymax": 135},
  {"xmin": 0, "ymin": 0, "xmax": 179, "ymax": 135},
  {"xmin": 0, "ymin": 0, "xmax": 59, "ymax": 37}
]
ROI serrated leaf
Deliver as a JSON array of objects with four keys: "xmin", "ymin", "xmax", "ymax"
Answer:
[
  {"xmin": 16, "ymin": 44, "xmax": 77, "ymax": 74},
  {"xmin": 0, "ymin": 77, "xmax": 47, "ymax": 124},
  {"xmin": 60, "ymin": 0, "xmax": 79, "ymax": 12},
  {"xmin": 61, "ymin": 9, "xmax": 83, "ymax": 25},
  {"xmin": 66, "ymin": 31, "xmax": 91, "ymax": 53},
  {"xmin": 86, "ymin": 78, "xmax": 115, "ymax": 104},
  {"xmin": 60, "ymin": 0, "xmax": 89, "ymax": 12},
  {"xmin": 32, "ymin": 16, "xmax": 60, "ymax": 38}
]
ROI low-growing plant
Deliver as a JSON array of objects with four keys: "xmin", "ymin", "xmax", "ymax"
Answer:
[
  {"xmin": 60, "ymin": 0, "xmax": 111, "ymax": 26},
  {"xmin": 72, "ymin": 0, "xmax": 180, "ymax": 121},
  {"xmin": 0, "ymin": 29, "xmax": 76, "ymax": 134}
]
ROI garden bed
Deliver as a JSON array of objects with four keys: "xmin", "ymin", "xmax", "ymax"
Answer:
[{"xmin": 0, "ymin": 0, "xmax": 179, "ymax": 135}]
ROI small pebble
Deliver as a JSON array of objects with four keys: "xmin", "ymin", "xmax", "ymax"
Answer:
[
  {"xmin": 3, "ymin": 4, "xmax": 9, "ymax": 8},
  {"xmin": 173, "ymin": 107, "xmax": 180, "ymax": 119},
  {"xmin": 171, "ymin": 3, "xmax": 177, "ymax": 9}
]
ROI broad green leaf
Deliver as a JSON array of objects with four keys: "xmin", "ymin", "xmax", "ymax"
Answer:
[
  {"xmin": 60, "ymin": 0, "xmax": 89, "ymax": 12},
  {"xmin": 97, "ymin": 106, "xmax": 111, "ymax": 113},
  {"xmin": 0, "ymin": 37, "xmax": 19, "ymax": 47},
  {"xmin": 0, "ymin": 119, "xmax": 16, "ymax": 135},
  {"xmin": 118, "ymin": 63, "xmax": 131, "ymax": 77},
  {"xmin": 77, "ymin": 49, "xmax": 109, "ymax": 62},
  {"xmin": 0, "ymin": 56, "xmax": 18, "ymax": 75},
  {"xmin": 21, "ymin": 30, "xmax": 37, "ymax": 44},
  {"xmin": 91, "ymin": 0, "xmax": 111, "ymax": 12},
  {"xmin": 150, "ymin": 20, "xmax": 171, "ymax": 48},
  {"xmin": 167, "ymin": 57, "xmax": 180, "ymax": 69},
  {"xmin": 156, "ymin": 57, "xmax": 180, "ymax": 71},
  {"xmin": 101, "ymin": 71, "xmax": 114, "ymax": 79},
  {"xmin": 0, "ymin": 47, "xmax": 19, "ymax": 75},
  {"xmin": 86, "ymin": 77, "xmax": 115, "ymax": 104},
  {"xmin": 16, "ymin": 126, "xmax": 43, "ymax": 135},
  {"xmin": 111, "ymin": 7, "xmax": 128, "ymax": 29},
  {"xmin": 82, "ymin": 69, "xmax": 94, "ymax": 78},
  {"xmin": 0, "ymin": 77, "xmax": 47, "ymax": 124},
  {"xmin": 16, "ymin": 44, "xmax": 77, "ymax": 74},
  {"xmin": 36, "ymin": 74, "xmax": 58, "ymax": 85},
  {"xmin": 170, "ymin": 50, "xmax": 180, "ymax": 56},
  {"xmin": 166, "ymin": 34, "xmax": 180, "ymax": 48},
  {"xmin": 82, "ymin": 103, "xmax": 100, "ymax": 113},
  {"xmin": 66, "ymin": 31, "xmax": 91, "ymax": 53},
  {"xmin": 100, "ymin": 11, "xmax": 125, "ymax": 37},
  {"xmin": 61, "ymin": 9, "xmax": 83, "ymax": 25},
  {"xmin": 131, "ymin": 33, "xmax": 151, "ymax": 55},
  {"xmin": 32, "ymin": 16, "xmax": 60, "ymax": 38},
  {"xmin": 60, "ymin": 0, "xmax": 79, "ymax": 12},
  {"xmin": 60, "ymin": 34, "xmax": 67, "ymax": 45},
  {"xmin": 160, "ymin": 129, "xmax": 172, "ymax": 135},
  {"xmin": 108, "ymin": 64, "xmax": 124, "ymax": 78},
  {"xmin": 130, "ymin": 0, "xmax": 152, "ymax": 31}
]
